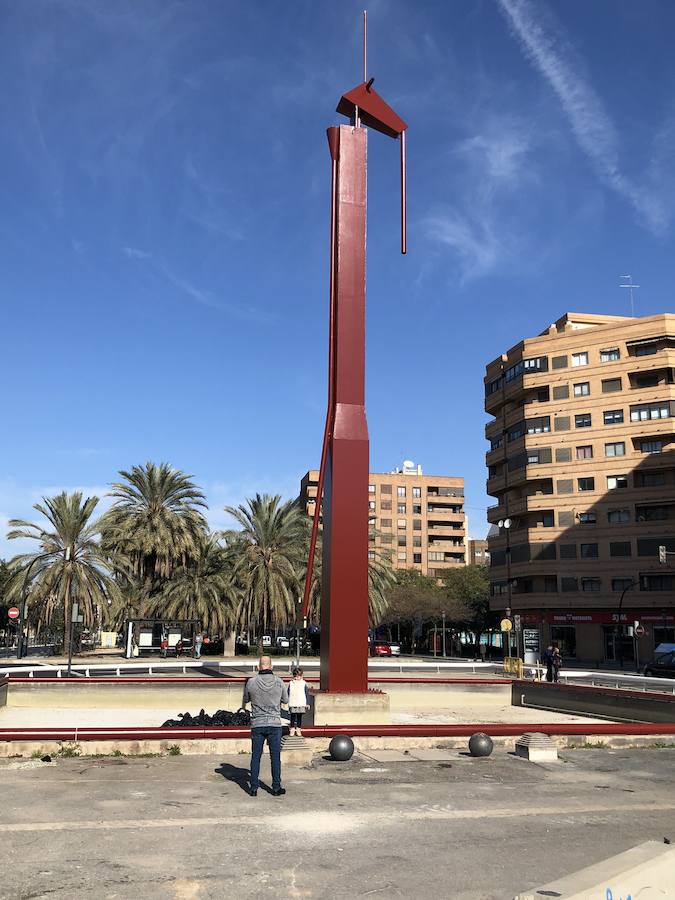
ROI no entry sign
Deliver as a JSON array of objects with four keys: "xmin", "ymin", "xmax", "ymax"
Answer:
[
  {"xmin": 7, "ymin": 607, "xmax": 19, "ymax": 620},
  {"xmin": 635, "ymin": 623, "xmax": 646, "ymax": 637}
]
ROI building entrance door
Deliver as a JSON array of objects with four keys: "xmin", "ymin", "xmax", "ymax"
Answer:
[{"xmin": 603, "ymin": 625, "xmax": 634, "ymax": 664}]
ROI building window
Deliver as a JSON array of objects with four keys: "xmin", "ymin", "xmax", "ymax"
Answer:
[
  {"xmin": 397, "ymin": 551, "xmax": 407, "ymax": 561},
  {"xmin": 605, "ymin": 442, "xmax": 625, "ymax": 457},
  {"xmin": 641, "ymin": 573, "xmax": 673, "ymax": 591},
  {"xmin": 527, "ymin": 416, "xmax": 551, "ymax": 434},
  {"xmin": 581, "ymin": 577, "xmax": 601, "ymax": 592},
  {"xmin": 641, "ymin": 440, "xmax": 663, "ymax": 454},
  {"xmin": 381, "ymin": 518, "xmax": 392, "ymax": 528},
  {"xmin": 413, "ymin": 553, "xmax": 422, "ymax": 564},
  {"xmin": 578, "ymin": 477, "xmax": 595, "ymax": 492},
  {"xmin": 369, "ymin": 500, "xmax": 376, "ymax": 510},
  {"xmin": 381, "ymin": 485, "xmax": 392, "ymax": 494},
  {"xmin": 576, "ymin": 445, "xmax": 593, "ymax": 460},
  {"xmin": 381, "ymin": 534, "xmax": 392, "ymax": 544},
  {"xmin": 608, "ymin": 509, "xmax": 630, "ymax": 524},
  {"xmin": 575, "ymin": 413, "xmax": 592, "ymax": 428},
  {"xmin": 560, "ymin": 544, "xmax": 577, "ymax": 559},
  {"xmin": 412, "ymin": 504, "xmax": 422, "ymax": 514},
  {"xmin": 555, "ymin": 447, "xmax": 572, "ymax": 462},
  {"xmin": 428, "ymin": 551, "xmax": 444, "ymax": 562},
  {"xmin": 554, "ymin": 416, "xmax": 571, "ymax": 431},
  {"xmin": 601, "ymin": 348, "xmax": 620, "ymax": 362},
  {"xmin": 558, "ymin": 511, "xmax": 575, "ymax": 526},
  {"xmin": 397, "ymin": 518, "xmax": 406, "ymax": 529},
  {"xmin": 552, "ymin": 355, "xmax": 568, "ymax": 369},
  {"xmin": 368, "ymin": 550, "xmax": 376, "ymax": 559},
  {"xmin": 603, "ymin": 409, "xmax": 624, "ymax": 425},
  {"xmin": 556, "ymin": 479, "xmax": 574, "ymax": 494},
  {"xmin": 413, "ymin": 536, "xmax": 422, "ymax": 547},
  {"xmin": 610, "ymin": 541, "xmax": 632, "ymax": 557},
  {"xmin": 634, "ymin": 471, "xmax": 666, "ymax": 488},
  {"xmin": 580, "ymin": 543, "xmax": 598, "ymax": 559},
  {"xmin": 397, "ymin": 504, "xmax": 406, "ymax": 514},
  {"xmin": 397, "ymin": 536, "xmax": 406, "ymax": 546},
  {"xmin": 368, "ymin": 516, "xmax": 376, "ymax": 526},
  {"xmin": 612, "ymin": 578, "xmax": 634, "ymax": 592},
  {"xmin": 397, "ymin": 486, "xmax": 406, "ymax": 497},
  {"xmin": 571, "ymin": 352, "xmax": 589, "ymax": 367},
  {"xmin": 607, "ymin": 475, "xmax": 628, "ymax": 489},
  {"xmin": 578, "ymin": 512, "xmax": 597, "ymax": 525},
  {"xmin": 574, "ymin": 382, "xmax": 590, "ymax": 397},
  {"xmin": 561, "ymin": 577, "xmax": 578, "ymax": 592},
  {"xmin": 413, "ymin": 519, "xmax": 422, "ymax": 530},
  {"xmin": 412, "ymin": 487, "xmax": 421, "ymax": 498},
  {"xmin": 634, "ymin": 343, "xmax": 658, "ymax": 356},
  {"xmin": 630, "ymin": 402, "xmax": 672, "ymax": 422},
  {"xmin": 553, "ymin": 385, "xmax": 569, "ymax": 399},
  {"xmin": 381, "ymin": 501, "xmax": 391, "ymax": 511},
  {"xmin": 601, "ymin": 378, "xmax": 622, "ymax": 393},
  {"xmin": 368, "ymin": 484, "xmax": 376, "ymax": 493}
]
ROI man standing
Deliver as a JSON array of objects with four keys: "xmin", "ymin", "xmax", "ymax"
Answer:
[{"xmin": 243, "ymin": 656, "xmax": 288, "ymax": 797}]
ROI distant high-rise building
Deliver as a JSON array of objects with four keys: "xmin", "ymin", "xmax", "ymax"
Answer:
[
  {"xmin": 485, "ymin": 312, "xmax": 675, "ymax": 665},
  {"xmin": 299, "ymin": 461, "xmax": 467, "ymax": 577},
  {"xmin": 468, "ymin": 538, "xmax": 490, "ymax": 566}
]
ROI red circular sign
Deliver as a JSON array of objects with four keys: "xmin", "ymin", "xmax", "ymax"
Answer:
[
  {"xmin": 7, "ymin": 607, "xmax": 20, "ymax": 620},
  {"xmin": 635, "ymin": 624, "xmax": 646, "ymax": 637}
]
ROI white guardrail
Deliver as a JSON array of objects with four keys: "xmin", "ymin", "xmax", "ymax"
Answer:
[
  {"xmin": 523, "ymin": 664, "xmax": 675, "ymax": 693},
  {"xmin": 0, "ymin": 658, "xmax": 500, "ymax": 678}
]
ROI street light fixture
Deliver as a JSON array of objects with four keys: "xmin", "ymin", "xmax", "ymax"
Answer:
[
  {"xmin": 616, "ymin": 579, "xmax": 637, "ymax": 669},
  {"xmin": 498, "ymin": 518, "xmax": 513, "ymax": 657}
]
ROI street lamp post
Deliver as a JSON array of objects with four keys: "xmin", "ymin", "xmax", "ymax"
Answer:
[
  {"xmin": 498, "ymin": 518, "xmax": 513, "ymax": 658},
  {"xmin": 442, "ymin": 610, "xmax": 446, "ymax": 658},
  {"xmin": 16, "ymin": 551, "xmax": 54, "ymax": 660},
  {"xmin": 617, "ymin": 580, "xmax": 637, "ymax": 669}
]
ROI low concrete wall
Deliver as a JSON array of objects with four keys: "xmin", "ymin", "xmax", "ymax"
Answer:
[
  {"xmin": 370, "ymin": 680, "xmax": 510, "ymax": 711},
  {"xmin": 513, "ymin": 680, "xmax": 675, "ymax": 724},
  {"xmin": 515, "ymin": 840, "xmax": 675, "ymax": 900}
]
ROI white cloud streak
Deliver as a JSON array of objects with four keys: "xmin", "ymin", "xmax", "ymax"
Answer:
[{"xmin": 496, "ymin": 0, "xmax": 671, "ymax": 235}]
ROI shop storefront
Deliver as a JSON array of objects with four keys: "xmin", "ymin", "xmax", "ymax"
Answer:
[{"xmin": 515, "ymin": 610, "xmax": 675, "ymax": 666}]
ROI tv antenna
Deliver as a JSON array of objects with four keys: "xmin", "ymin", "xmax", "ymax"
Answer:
[{"xmin": 620, "ymin": 274, "xmax": 640, "ymax": 316}]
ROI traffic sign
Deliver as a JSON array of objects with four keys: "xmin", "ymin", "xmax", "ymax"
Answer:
[
  {"xmin": 500, "ymin": 618, "xmax": 513, "ymax": 632},
  {"xmin": 7, "ymin": 607, "xmax": 19, "ymax": 620},
  {"xmin": 635, "ymin": 623, "xmax": 646, "ymax": 637}
]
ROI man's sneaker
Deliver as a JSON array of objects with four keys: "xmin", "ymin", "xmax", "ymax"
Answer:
[
  {"xmin": 272, "ymin": 788, "xmax": 286, "ymax": 797},
  {"xmin": 249, "ymin": 788, "xmax": 258, "ymax": 797}
]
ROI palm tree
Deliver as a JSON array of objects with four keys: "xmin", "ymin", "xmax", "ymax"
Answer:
[
  {"xmin": 305, "ymin": 537, "xmax": 394, "ymax": 628},
  {"xmin": 145, "ymin": 534, "xmax": 238, "ymax": 635},
  {"xmin": 222, "ymin": 494, "xmax": 308, "ymax": 637},
  {"xmin": 100, "ymin": 462, "xmax": 208, "ymax": 601},
  {"xmin": 6, "ymin": 492, "xmax": 120, "ymax": 655}
]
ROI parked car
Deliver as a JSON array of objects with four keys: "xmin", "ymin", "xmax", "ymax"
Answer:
[
  {"xmin": 643, "ymin": 650, "xmax": 675, "ymax": 678},
  {"xmin": 389, "ymin": 642, "xmax": 401, "ymax": 656},
  {"xmin": 370, "ymin": 641, "xmax": 392, "ymax": 657},
  {"xmin": 276, "ymin": 636, "xmax": 290, "ymax": 650}
]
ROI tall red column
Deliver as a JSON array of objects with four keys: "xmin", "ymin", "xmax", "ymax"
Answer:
[{"xmin": 320, "ymin": 124, "xmax": 369, "ymax": 693}]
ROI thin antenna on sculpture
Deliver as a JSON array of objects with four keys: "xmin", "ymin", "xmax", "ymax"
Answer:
[
  {"xmin": 363, "ymin": 10, "xmax": 368, "ymax": 83},
  {"xmin": 620, "ymin": 274, "xmax": 640, "ymax": 317}
]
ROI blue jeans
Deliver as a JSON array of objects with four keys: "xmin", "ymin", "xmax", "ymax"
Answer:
[{"xmin": 250, "ymin": 726, "xmax": 282, "ymax": 791}]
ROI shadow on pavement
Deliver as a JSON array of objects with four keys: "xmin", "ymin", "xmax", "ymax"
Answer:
[{"xmin": 214, "ymin": 761, "xmax": 253, "ymax": 794}]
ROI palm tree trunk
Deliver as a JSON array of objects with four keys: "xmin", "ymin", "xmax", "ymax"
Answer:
[{"xmin": 63, "ymin": 573, "xmax": 73, "ymax": 659}]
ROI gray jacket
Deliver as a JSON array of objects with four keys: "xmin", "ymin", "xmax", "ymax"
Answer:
[{"xmin": 243, "ymin": 670, "xmax": 288, "ymax": 728}]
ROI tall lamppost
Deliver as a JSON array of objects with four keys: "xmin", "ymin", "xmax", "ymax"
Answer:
[
  {"xmin": 498, "ymin": 518, "xmax": 512, "ymax": 657},
  {"xmin": 441, "ymin": 610, "xmax": 446, "ymax": 658},
  {"xmin": 617, "ymin": 579, "xmax": 637, "ymax": 669},
  {"xmin": 16, "ymin": 551, "xmax": 53, "ymax": 660}
]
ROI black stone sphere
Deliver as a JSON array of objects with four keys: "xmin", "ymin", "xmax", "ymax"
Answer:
[
  {"xmin": 468, "ymin": 732, "xmax": 494, "ymax": 758},
  {"xmin": 328, "ymin": 734, "xmax": 355, "ymax": 761}
]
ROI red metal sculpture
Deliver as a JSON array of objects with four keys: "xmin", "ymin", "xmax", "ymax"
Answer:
[{"xmin": 303, "ymin": 16, "xmax": 408, "ymax": 693}]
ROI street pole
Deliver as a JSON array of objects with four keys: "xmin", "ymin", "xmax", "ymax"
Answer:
[
  {"xmin": 442, "ymin": 611, "xmax": 446, "ymax": 658},
  {"xmin": 617, "ymin": 580, "xmax": 636, "ymax": 669}
]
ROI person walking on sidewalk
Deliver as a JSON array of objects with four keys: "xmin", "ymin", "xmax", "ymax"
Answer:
[
  {"xmin": 288, "ymin": 667, "xmax": 311, "ymax": 736},
  {"xmin": 243, "ymin": 656, "xmax": 288, "ymax": 797}
]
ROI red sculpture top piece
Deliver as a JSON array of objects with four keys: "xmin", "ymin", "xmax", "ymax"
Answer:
[{"xmin": 336, "ymin": 81, "xmax": 408, "ymax": 139}]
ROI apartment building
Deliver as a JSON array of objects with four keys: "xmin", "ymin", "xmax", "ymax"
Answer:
[
  {"xmin": 485, "ymin": 312, "xmax": 675, "ymax": 665},
  {"xmin": 299, "ymin": 461, "xmax": 467, "ymax": 577},
  {"xmin": 468, "ymin": 538, "xmax": 490, "ymax": 566}
]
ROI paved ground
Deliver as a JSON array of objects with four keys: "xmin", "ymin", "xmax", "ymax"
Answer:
[{"xmin": 1, "ymin": 748, "xmax": 674, "ymax": 899}]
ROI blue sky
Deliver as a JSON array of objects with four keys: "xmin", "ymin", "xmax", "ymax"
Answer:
[{"xmin": 2, "ymin": 0, "xmax": 675, "ymax": 558}]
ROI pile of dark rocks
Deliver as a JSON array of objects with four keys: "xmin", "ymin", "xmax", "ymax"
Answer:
[{"xmin": 161, "ymin": 708, "xmax": 251, "ymax": 728}]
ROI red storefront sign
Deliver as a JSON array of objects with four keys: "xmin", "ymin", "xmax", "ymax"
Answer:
[{"xmin": 517, "ymin": 610, "xmax": 675, "ymax": 626}]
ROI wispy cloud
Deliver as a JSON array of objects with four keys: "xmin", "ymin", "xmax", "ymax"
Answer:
[
  {"xmin": 496, "ymin": 0, "xmax": 673, "ymax": 236},
  {"xmin": 122, "ymin": 245, "xmax": 151, "ymax": 260}
]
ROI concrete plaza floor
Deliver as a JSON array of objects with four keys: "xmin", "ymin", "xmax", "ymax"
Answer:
[{"xmin": 0, "ymin": 748, "xmax": 674, "ymax": 899}]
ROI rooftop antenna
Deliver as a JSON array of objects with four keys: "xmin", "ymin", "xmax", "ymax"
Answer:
[
  {"xmin": 363, "ymin": 9, "xmax": 367, "ymax": 83},
  {"xmin": 620, "ymin": 274, "xmax": 640, "ymax": 316}
]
